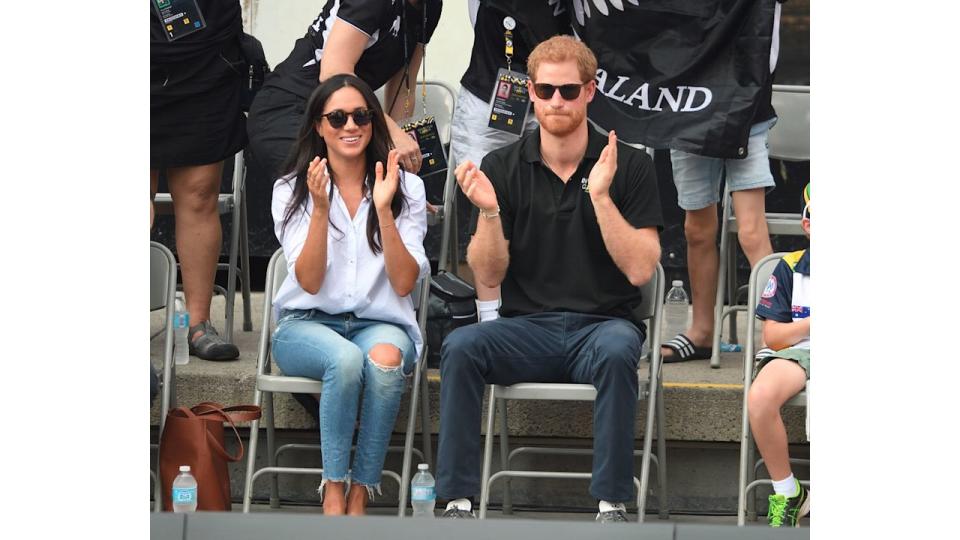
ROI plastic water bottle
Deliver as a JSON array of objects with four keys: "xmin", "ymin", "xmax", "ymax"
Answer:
[
  {"xmin": 174, "ymin": 295, "xmax": 190, "ymax": 366},
  {"xmin": 172, "ymin": 465, "xmax": 198, "ymax": 513},
  {"xmin": 663, "ymin": 280, "xmax": 690, "ymax": 340},
  {"xmin": 411, "ymin": 463, "xmax": 436, "ymax": 518}
]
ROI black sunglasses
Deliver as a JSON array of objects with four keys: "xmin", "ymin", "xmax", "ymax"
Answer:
[
  {"xmin": 533, "ymin": 82, "xmax": 588, "ymax": 100},
  {"xmin": 319, "ymin": 108, "xmax": 374, "ymax": 129}
]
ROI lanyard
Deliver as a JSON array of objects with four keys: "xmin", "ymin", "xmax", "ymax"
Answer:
[{"xmin": 503, "ymin": 16, "xmax": 516, "ymax": 73}]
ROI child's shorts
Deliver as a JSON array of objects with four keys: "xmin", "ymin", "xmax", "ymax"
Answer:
[{"xmin": 757, "ymin": 347, "xmax": 810, "ymax": 379}]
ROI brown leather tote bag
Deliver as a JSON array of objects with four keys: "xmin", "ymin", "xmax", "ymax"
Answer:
[{"xmin": 159, "ymin": 402, "xmax": 261, "ymax": 511}]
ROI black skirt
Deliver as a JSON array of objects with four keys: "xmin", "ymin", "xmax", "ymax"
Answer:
[{"xmin": 150, "ymin": 2, "xmax": 246, "ymax": 169}]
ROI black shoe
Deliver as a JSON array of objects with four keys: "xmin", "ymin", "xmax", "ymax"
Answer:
[
  {"xmin": 595, "ymin": 504, "xmax": 629, "ymax": 523},
  {"xmin": 441, "ymin": 504, "xmax": 477, "ymax": 519},
  {"xmin": 188, "ymin": 320, "xmax": 240, "ymax": 361}
]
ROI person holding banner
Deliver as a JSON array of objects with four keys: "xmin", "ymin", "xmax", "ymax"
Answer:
[
  {"xmin": 437, "ymin": 36, "xmax": 662, "ymax": 523},
  {"xmin": 270, "ymin": 74, "xmax": 430, "ymax": 516},
  {"xmin": 449, "ymin": 0, "xmax": 572, "ymax": 322},
  {"xmin": 248, "ymin": 0, "xmax": 442, "ymax": 185}
]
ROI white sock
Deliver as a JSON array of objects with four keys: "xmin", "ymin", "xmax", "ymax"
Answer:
[
  {"xmin": 476, "ymin": 299, "xmax": 500, "ymax": 322},
  {"xmin": 446, "ymin": 498, "xmax": 472, "ymax": 512},
  {"xmin": 772, "ymin": 474, "xmax": 798, "ymax": 497},
  {"xmin": 598, "ymin": 500, "xmax": 625, "ymax": 513}
]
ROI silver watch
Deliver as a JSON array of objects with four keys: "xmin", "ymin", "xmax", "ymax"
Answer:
[{"xmin": 480, "ymin": 205, "xmax": 501, "ymax": 219}]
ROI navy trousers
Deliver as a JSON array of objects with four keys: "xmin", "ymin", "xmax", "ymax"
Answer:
[{"xmin": 435, "ymin": 312, "xmax": 645, "ymax": 503}]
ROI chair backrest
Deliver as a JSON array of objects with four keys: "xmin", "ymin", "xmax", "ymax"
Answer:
[
  {"xmin": 744, "ymin": 252, "xmax": 789, "ymax": 367},
  {"xmin": 375, "ymin": 80, "xmax": 456, "ymax": 146},
  {"xmin": 768, "ymin": 85, "xmax": 810, "ymax": 162},
  {"xmin": 748, "ymin": 253, "xmax": 786, "ymax": 309},
  {"xmin": 150, "ymin": 242, "xmax": 177, "ymax": 311},
  {"xmin": 420, "ymin": 80, "xmax": 456, "ymax": 146}
]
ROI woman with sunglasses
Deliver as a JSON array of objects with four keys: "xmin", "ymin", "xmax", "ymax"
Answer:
[
  {"xmin": 270, "ymin": 74, "xmax": 430, "ymax": 516},
  {"xmin": 248, "ymin": 0, "xmax": 442, "ymax": 195}
]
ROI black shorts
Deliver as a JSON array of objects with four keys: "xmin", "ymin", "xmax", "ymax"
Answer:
[{"xmin": 150, "ymin": 42, "xmax": 246, "ymax": 169}]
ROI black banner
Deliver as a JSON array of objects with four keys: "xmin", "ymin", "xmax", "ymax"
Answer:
[{"xmin": 564, "ymin": 0, "xmax": 778, "ymax": 158}]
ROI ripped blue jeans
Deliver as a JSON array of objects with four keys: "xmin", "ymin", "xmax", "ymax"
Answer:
[{"xmin": 272, "ymin": 309, "xmax": 415, "ymax": 497}]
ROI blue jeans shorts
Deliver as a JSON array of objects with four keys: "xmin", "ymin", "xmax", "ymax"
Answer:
[{"xmin": 670, "ymin": 118, "xmax": 778, "ymax": 211}]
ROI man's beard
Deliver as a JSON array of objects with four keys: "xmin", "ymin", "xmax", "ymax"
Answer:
[{"xmin": 535, "ymin": 104, "xmax": 585, "ymax": 137}]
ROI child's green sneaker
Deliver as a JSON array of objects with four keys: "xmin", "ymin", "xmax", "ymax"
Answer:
[{"xmin": 767, "ymin": 481, "xmax": 809, "ymax": 527}]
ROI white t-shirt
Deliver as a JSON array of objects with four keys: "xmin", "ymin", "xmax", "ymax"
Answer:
[{"xmin": 271, "ymin": 171, "xmax": 430, "ymax": 357}]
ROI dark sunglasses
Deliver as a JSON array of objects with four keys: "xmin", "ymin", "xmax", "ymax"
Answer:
[
  {"xmin": 533, "ymin": 82, "xmax": 588, "ymax": 100},
  {"xmin": 319, "ymin": 108, "xmax": 374, "ymax": 129}
]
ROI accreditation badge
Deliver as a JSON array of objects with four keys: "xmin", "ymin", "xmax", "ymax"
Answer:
[
  {"xmin": 487, "ymin": 68, "xmax": 530, "ymax": 136},
  {"xmin": 153, "ymin": 0, "xmax": 206, "ymax": 41},
  {"xmin": 402, "ymin": 116, "xmax": 448, "ymax": 204}
]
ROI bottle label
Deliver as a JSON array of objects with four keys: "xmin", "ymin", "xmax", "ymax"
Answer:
[
  {"xmin": 173, "ymin": 486, "xmax": 197, "ymax": 504},
  {"xmin": 411, "ymin": 485, "xmax": 435, "ymax": 501}
]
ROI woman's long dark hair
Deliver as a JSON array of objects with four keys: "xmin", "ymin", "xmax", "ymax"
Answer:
[{"xmin": 278, "ymin": 74, "xmax": 408, "ymax": 254}]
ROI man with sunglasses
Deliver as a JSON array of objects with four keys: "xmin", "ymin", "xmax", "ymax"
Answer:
[
  {"xmin": 450, "ymin": 1, "xmax": 572, "ymax": 324},
  {"xmin": 436, "ymin": 36, "xmax": 663, "ymax": 523}
]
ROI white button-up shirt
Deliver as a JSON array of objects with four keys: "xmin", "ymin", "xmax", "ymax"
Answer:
[{"xmin": 271, "ymin": 172, "xmax": 430, "ymax": 358}]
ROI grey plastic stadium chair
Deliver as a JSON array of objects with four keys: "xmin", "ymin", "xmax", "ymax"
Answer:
[
  {"xmin": 736, "ymin": 252, "xmax": 808, "ymax": 526},
  {"xmin": 150, "ymin": 241, "xmax": 178, "ymax": 512},
  {"xmin": 477, "ymin": 264, "xmax": 669, "ymax": 522},
  {"xmin": 241, "ymin": 249, "xmax": 433, "ymax": 516}
]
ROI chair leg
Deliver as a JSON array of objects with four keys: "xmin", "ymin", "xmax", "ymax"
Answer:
[
  {"xmin": 478, "ymin": 386, "xmax": 497, "ymax": 519},
  {"xmin": 398, "ymin": 359, "xmax": 423, "ymax": 517},
  {"xmin": 747, "ymin": 433, "xmax": 759, "ymax": 521},
  {"xmin": 224, "ymin": 207, "xmax": 240, "ymax": 343},
  {"xmin": 737, "ymin": 374, "xmax": 752, "ymax": 525},
  {"xmin": 152, "ymin": 469, "xmax": 162, "ymax": 512},
  {"xmin": 242, "ymin": 414, "xmax": 262, "ymax": 512},
  {"xmin": 638, "ymin": 377, "xmax": 659, "ymax": 523},
  {"xmin": 419, "ymin": 365, "xmax": 433, "ymax": 468},
  {"xmin": 498, "ymin": 398, "xmax": 512, "ymax": 515},
  {"xmin": 726, "ymin": 237, "xmax": 739, "ymax": 345},
  {"xmin": 239, "ymin": 191, "xmax": 252, "ymax": 332},
  {"xmin": 656, "ymin": 379, "xmax": 669, "ymax": 519},
  {"xmin": 265, "ymin": 392, "xmax": 280, "ymax": 508},
  {"xmin": 711, "ymin": 189, "xmax": 732, "ymax": 369}
]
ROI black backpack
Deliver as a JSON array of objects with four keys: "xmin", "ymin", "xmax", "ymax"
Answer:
[{"xmin": 426, "ymin": 272, "xmax": 477, "ymax": 368}]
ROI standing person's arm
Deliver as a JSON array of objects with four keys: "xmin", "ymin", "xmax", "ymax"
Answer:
[
  {"xmin": 382, "ymin": 44, "xmax": 425, "ymax": 173},
  {"xmin": 588, "ymin": 131, "xmax": 661, "ymax": 287},
  {"xmin": 458, "ymin": 160, "xmax": 510, "ymax": 288}
]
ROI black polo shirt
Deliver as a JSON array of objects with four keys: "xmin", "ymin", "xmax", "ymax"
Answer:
[
  {"xmin": 264, "ymin": 0, "xmax": 442, "ymax": 100},
  {"xmin": 469, "ymin": 125, "xmax": 663, "ymax": 322}
]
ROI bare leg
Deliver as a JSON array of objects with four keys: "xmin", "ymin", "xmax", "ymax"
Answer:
[
  {"xmin": 730, "ymin": 188, "xmax": 773, "ymax": 267},
  {"xmin": 323, "ymin": 481, "xmax": 347, "ymax": 515},
  {"xmin": 346, "ymin": 484, "xmax": 370, "ymax": 516},
  {"xmin": 662, "ymin": 205, "xmax": 717, "ymax": 358},
  {"xmin": 167, "ymin": 162, "xmax": 223, "ymax": 329},
  {"xmin": 748, "ymin": 359, "xmax": 806, "ymax": 480}
]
